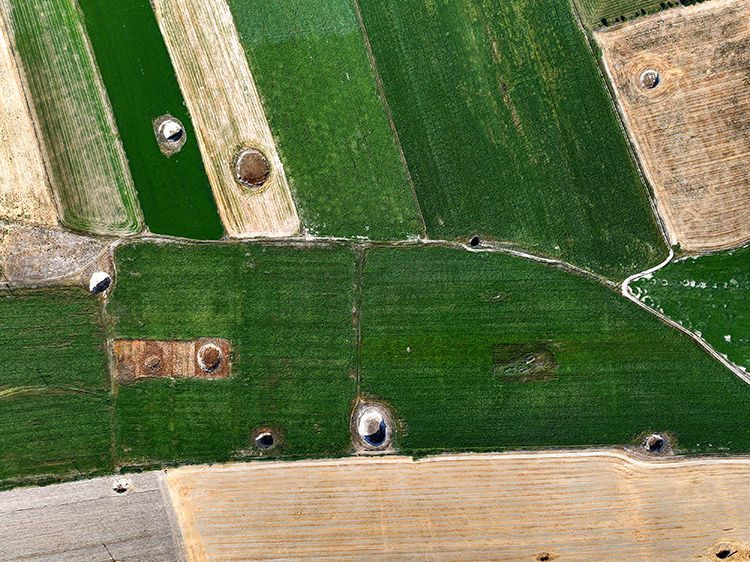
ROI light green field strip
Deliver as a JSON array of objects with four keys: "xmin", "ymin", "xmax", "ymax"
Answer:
[
  {"xmin": 228, "ymin": 0, "xmax": 423, "ymax": 241},
  {"xmin": 0, "ymin": 289, "xmax": 112, "ymax": 487},
  {"xmin": 630, "ymin": 247, "xmax": 750, "ymax": 375},
  {"xmin": 575, "ymin": 0, "xmax": 678, "ymax": 28},
  {"xmin": 3, "ymin": 0, "xmax": 141, "ymax": 235},
  {"xmin": 357, "ymin": 0, "xmax": 666, "ymax": 280}
]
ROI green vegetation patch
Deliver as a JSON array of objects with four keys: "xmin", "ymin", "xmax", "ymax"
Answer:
[
  {"xmin": 228, "ymin": 0, "xmax": 422, "ymax": 240},
  {"xmin": 359, "ymin": 246, "xmax": 750, "ymax": 455},
  {"xmin": 108, "ymin": 241, "xmax": 357, "ymax": 466},
  {"xmin": 575, "ymin": 0, "xmax": 705, "ymax": 29},
  {"xmin": 357, "ymin": 0, "xmax": 665, "ymax": 279},
  {"xmin": 631, "ymin": 248, "xmax": 750, "ymax": 373},
  {"xmin": 0, "ymin": 290, "xmax": 112, "ymax": 487},
  {"xmin": 78, "ymin": 0, "xmax": 223, "ymax": 240},
  {"xmin": 6, "ymin": 0, "xmax": 141, "ymax": 235}
]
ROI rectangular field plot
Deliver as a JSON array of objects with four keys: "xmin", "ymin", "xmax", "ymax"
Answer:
[
  {"xmin": 596, "ymin": 0, "xmax": 750, "ymax": 252},
  {"xmin": 3, "ymin": 0, "xmax": 141, "ymax": 236},
  {"xmin": 0, "ymin": 289, "xmax": 112, "ymax": 487},
  {"xmin": 107, "ymin": 242, "xmax": 357, "ymax": 466},
  {"xmin": 77, "ymin": 0, "xmax": 223, "ymax": 240},
  {"xmin": 228, "ymin": 0, "xmax": 422, "ymax": 240},
  {"xmin": 357, "ymin": 0, "xmax": 665, "ymax": 279},
  {"xmin": 359, "ymin": 246, "xmax": 750, "ymax": 454}
]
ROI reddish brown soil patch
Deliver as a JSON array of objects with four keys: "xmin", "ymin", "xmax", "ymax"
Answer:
[
  {"xmin": 113, "ymin": 338, "xmax": 231, "ymax": 382},
  {"xmin": 234, "ymin": 148, "xmax": 270, "ymax": 187}
]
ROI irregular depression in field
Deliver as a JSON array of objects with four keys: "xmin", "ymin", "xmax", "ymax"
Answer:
[
  {"xmin": 3, "ymin": 0, "xmax": 141, "ymax": 235},
  {"xmin": 77, "ymin": 0, "xmax": 223, "ymax": 240},
  {"xmin": 228, "ymin": 0, "xmax": 423, "ymax": 240},
  {"xmin": 359, "ymin": 246, "xmax": 750, "ymax": 454},
  {"xmin": 107, "ymin": 242, "xmax": 357, "ymax": 467},
  {"xmin": 357, "ymin": 0, "xmax": 666, "ymax": 279}
]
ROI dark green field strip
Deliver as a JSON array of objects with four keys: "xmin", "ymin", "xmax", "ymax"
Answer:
[
  {"xmin": 359, "ymin": 246, "xmax": 750, "ymax": 455},
  {"xmin": 631, "ymin": 248, "xmax": 750, "ymax": 373},
  {"xmin": 576, "ymin": 0, "xmax": 698, "ymax": 28},
  {"xmin": 357, "ymin": 0, "xmax": 666, "ymax": 279},
  {"xmin": 0, "ymin": 393, "xmax": 112, "ymax": 487},
  {"xmin": 0, "ymin": 290, "xmax": 109, "ymax": 390},
  {"xmin": 108, "ymin": 242, "xmax": 357, "ymax": 465},
  {"xmin": 228, "ymin": 0, "xmax": 422, "ymax": 241},
  {"xmin": 77, "ymin": 0, "xmax": 223, "ymax": 240}
]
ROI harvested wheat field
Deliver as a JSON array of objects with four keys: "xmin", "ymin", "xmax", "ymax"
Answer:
[
  {"xmin": 0, "ymin": 10, "xmax": 56, "ymax": 227},
  {"xmin": 2, "ymin": 0, "xmax": 142, "ymax": 236},
  {"xmin": 167, "ymin": 452, "xmax": 750, "ymax": 561},
  {"xmin": 113, "ymin": 338, "xmax": 231, "ymax": 382},
  {"xmin": 153, "ymin": 0, "xmax": 299, "ymax": 237},
  {"xmin": 596, "ymin": 0, "xmax": 750, "ymax": 252}
]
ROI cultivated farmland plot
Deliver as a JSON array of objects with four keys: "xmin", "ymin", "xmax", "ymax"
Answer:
[
  {"xmin": 596, "ymin": 0, "xmax": 750, "ymax": 252},
  {"xmin": 2, "ymin": 0, "xmax": 142, "ymax": 236},
  {"xmin": 153, "ymin": 0, "xmax": 299, "ymax": 239},
  {"xmin": 3, "ymin": 0, "xmax": 750, "ymax": 555}
]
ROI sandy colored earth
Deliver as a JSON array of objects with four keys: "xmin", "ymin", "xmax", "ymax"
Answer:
[
  {"xmin": 596, "ymin": 0, "xmax": 750, "ymax": 252},
  {"xmin": 0, "ymin": 222, "xmax": 110, "ymax": 287},
  {"xmin": 113, "ymin": 338, "xmax": 231, "ymax": 382},
  {"xmin": 0, "ymin": 472, "xmax": 185, "ymax": 561},
  {"xmin": 0, "ymin": 9, "xmax": 57, "ymax": 228},
  {"xmin": 152, "ymin": 0, "xmax": 299, "ymax": 238},
  {"xmin": 166, "ymin": 452, "xmax": 750, "ymax": 560}
]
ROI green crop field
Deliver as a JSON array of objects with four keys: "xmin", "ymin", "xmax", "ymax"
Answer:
[
  {"xmin": 356, "ymin": 0, "xmax": 666, "ymax": 279},
  {"xmin": 575, "ymin": 0, "xmax": 692, "ymax": 28},
  {"xmin": 78, "ymin": 0, "xmax": 223, "ymax": 240},
  {"xmin": 631, "ymin": 248, "xmax": 750, "ymax": 374},
  {"xmin": 5, "ymin": 0, "xmax": 141, "ymax": 236},
  {"xmin": 228, "ymin": 0, "xmax": 423, "ymax": 241},
  {"xmin": 359, "ymin": 246, "xmax": 750, "ymax": 455},
  {"xmin": 108, "ymin": 242, "xmax": 357, "ymax": 466},
  {"xmin": 0, "ymin": 290, "xmax": 112, "ymax": 488}
]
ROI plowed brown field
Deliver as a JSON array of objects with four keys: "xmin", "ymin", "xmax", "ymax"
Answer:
[{"xmin": 596, "ymin": 0, "xmax": 750, "ymax": 252}]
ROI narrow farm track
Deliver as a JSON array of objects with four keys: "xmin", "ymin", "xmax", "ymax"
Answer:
[
  {"xmin": 166, "ymin": 451, "xmax": 750, "ymax": 561},
  {"xmin": 152, "ymin": 0, "xmax": 299, "ymax": 237}
]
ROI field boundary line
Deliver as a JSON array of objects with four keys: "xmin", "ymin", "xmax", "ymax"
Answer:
[
  {"xmin": 350, "ymin": 0, "xmax": 427, "ymax": 239},
  {"xmin": 622, "ymin": 249, "xmax": 750, "ymax": 386}
]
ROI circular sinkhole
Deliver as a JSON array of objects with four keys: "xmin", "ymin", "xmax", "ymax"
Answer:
[
  {"xmin": 111, "ymin": 477, "xmax": 131, "ymax": 495},
  {"xmin": 153, "ymin": 115, "xmax": 187, "ymax": 156},
  {"xmin": 643, "ymin": 433, "xmax": 667, "ymax": 454},
  {"xmin": 89, "ymin": 271, "xmax": 111, "ymax": 295},
  {"xmin": 468, "ymin": 235, "xmax": 481, "ymax": 248},
  {"xmin": 352, "ymin": 402, "xmax": 393, "ymax": 451},
  {"xmin": 639, "ymin": 69, "xmax": 660, "ymax": 90},
  {"xmin": 715, "ymin": 547, "xmax": 734, "ymax": 560},
  {"xmin": 197, "ymin": 343, "xmax": 223, "ymax": 373},
  {"xmin": 234, "ymin": 148, "xmax": 271, "ymax": 189},
  {"xmin": 255, "ymin": 431, "xmax": 275, "ymax": 450}
]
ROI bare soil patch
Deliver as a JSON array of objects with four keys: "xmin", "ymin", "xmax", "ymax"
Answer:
[
  {"xmin": 113, "ymin": 338, "xmax": 231, "ymax": 382},
  {"xmin": 596, "ymin": 0, "xmax": 750, "ymax": 251},
  {"xmin": 0, "ymin": 11, "xmax": 57, "ymax": 227}
]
